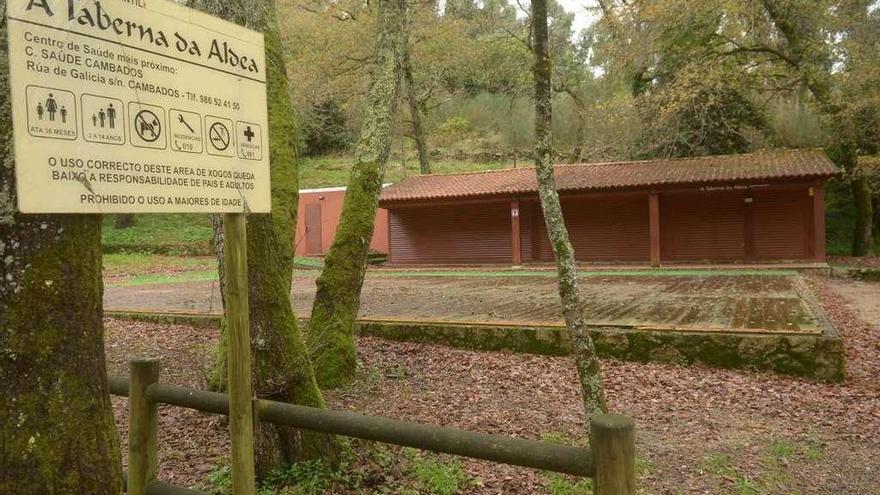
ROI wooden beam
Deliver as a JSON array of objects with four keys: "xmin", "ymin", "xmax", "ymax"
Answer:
[
  {"xmin": 222, "ymin": 213, "xmax": 256, "ymax": 495},
  {"xmin": 648, "ymin": 193, "xmax": 660, "ymax": 266},
  {"xmin": 591, "ymin": 414, "xmax": 636, "ymax": 495},
  {"xmin": 811, "ymin": 186, "xmax": 826, "ymax": 261},
  {"xmin": 128, "ymin": 359, "xmax": 159, "ymax": 495},
  {"xmin": 511, "ymin": 199, "xmax": 522, "ymax": 266}
]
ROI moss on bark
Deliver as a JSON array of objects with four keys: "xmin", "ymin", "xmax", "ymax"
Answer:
[
  {"xmin": 0, "ymin": 14, "xmax": 122, "ymax": 493},
  {"xmin": 307, "ymin": 0, "xmax": 408, "ymax": 389},
  {"xmin": 402, "ymin": 35, "xmax": 430, "ymax": 174},
  {"xmin": 531, "ymin": 0, "xmax": 608, "ymax": 417},
  {"xmin": 191, "ymin": 0, "xmax": 340, "ymax": 475}
]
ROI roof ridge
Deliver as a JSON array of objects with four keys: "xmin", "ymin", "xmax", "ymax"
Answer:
[{"xmin": 393, "ymin": 148, "xmax": 825, "ymax": 184}]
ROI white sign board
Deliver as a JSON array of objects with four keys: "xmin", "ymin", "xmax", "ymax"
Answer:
[{"xmin": 6, "ymin": 0, "xmax": 271, "ymax": 213}]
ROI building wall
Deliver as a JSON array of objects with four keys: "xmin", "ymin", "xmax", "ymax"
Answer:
[
  {"xmin": 388, "ymin": 200, "xmax": 512, "ymax": 264},
  {"xmin": 294, "ymin": 187, "xmax": 389, "ymax": 256},
  {"xmin": 384, "ymin": 183, "xmax": 822, "ymax": 265},
  {"xmin": 523, "ymin": 192, "xmax": 651, "ymax": 262}
]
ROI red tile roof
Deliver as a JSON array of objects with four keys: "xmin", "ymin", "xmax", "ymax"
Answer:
[{"xmin": 379, "ymin": 149, "xmax": 838, "ymax": 204}]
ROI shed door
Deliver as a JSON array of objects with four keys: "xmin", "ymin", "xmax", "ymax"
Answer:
[
  {"xmin": 753, "ymin": 187, "xmax": 811, "ymax": 260},
  {"xmin": 530, "ymin": 194, "xmax": 650, "ymax": 262},
  {"xmin": 304, "ymin": 204, "xmax": 322, "ymax": 255},
  {"xmin": 389, "ymin": 202, "xmax": 511, "ymax": 264},
  {"xmin": 661, "ymin": 190, "xmax": 746, "ymax": 261}
]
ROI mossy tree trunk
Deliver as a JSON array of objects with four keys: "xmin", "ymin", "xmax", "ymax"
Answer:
[
  {"xmin": 850, "ymin": 164, "xmax": 874, "ymax": 256},
  {"xmin": 530, "ymin": 0, "xmax": 608, "ymax": 418},
  {"xmin": 191, "ymin": 0, "xmax": 340, "ymax": 475},
  {"xmin": 872, "ymin": 193, "xmax": 880, "ymax": 245},
  {"xmin": 0, "ymin": 15, "xmax": 122, "ymax": 494},
  {"xmin": 402, "ymin": 35, "xmax": 430, "ymax": 174},
  {"xmin": 307, "ymin": 0, "xmax": 408, "ymax": 389},
  {"xmin": 113, "ymin": 213, "xmax": 136, "ymax": 229}
]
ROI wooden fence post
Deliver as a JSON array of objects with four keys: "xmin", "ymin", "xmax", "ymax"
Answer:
[
  {"xmin": 128, "ymin": 358, "xmax": 160, "ymax": 495},
  {"xmin": 591, "ymin": 414, "xmax": 635, "ymax": 495},
  {"xmin": 223, "ymin": 212, "xmax": 256, "ymax": 495}
]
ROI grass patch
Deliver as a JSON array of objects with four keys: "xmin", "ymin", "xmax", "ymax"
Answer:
[
  {"xmin": 202, "ymin": 441, "xmax": 474, "ymax": 495},
  {"xmin": 299, "ymin": 155, "xmax": 509, "ymax": 189},
  {"xmin": 410, "ymin": 455, "xmax": 470, "ymax": 495},
  {"xmin": 103, "ymin": 253, "xmax": 216, "ymax": 277},
  {"xmin": 102, "ymin": 214, "xmax": 213, "ymax": 255},
  {"xmin": 104, "ymin": 254, "xmax": 322, "ymax": 286},
  {"xmin": 109, "ymin": 270, "xmax": 218, "ymax": 287},
  {"xmin": 344, "ymin": 269, "xmax": 800, "ymax": 279},
  {"xmin": 698, "ymin": 438, "xmax": 820, "ymax": 495}
]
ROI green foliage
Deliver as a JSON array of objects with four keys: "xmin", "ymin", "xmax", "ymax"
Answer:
[
  {"xmin": 637, "ymin": 66, "xmax": 767, "ymax": 158},
  {"xmin": 546, "ymin": 474, "xmax": 592, "ymax": 495},
  {"xmin": 206, "ymin": 465, "xmax": 233, "ymax": 493},
  {"xmin": 410, "ymin": 456, "xmax": 469, "ymax": 495},
  {"xmin": 436, "ymin": 116, "xmax": 472, "ymax": 136},
  {"xmin": 204, "ymin": 442, "xmax": 474, "ymax": 495},
  {"xmin": 259, "ymin": 459, "xmax": 332, "ymax": 495},
  {"xmin": 301, "ymin": 100, "xmax": 352, "ymax": 156}
]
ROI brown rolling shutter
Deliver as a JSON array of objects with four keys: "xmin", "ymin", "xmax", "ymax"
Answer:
[
  {"xmin": 661, "ymin": 190, "xmax": 746, "ymax": 261},
  {"xmin": 388, "ymin": 201, "xmax": 512, "ymax": 264},
  {"xmin": 531, "ymin": 193, "xmax": 650, "ymax": 262},
  {"xmin": 518, "ymin": 200, "xmax": 536, "ymax": 261},
  {"xmin": 753, "ymin": 187, "xmax": 811, "ymax": 260}
]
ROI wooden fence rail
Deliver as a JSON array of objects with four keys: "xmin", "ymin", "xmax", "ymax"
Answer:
[{"xmin": 110, "ymin": 359, "xmax": 635, "ymax": 494}]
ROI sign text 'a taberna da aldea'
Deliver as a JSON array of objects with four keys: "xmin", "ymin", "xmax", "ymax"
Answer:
[{"xmin": 6, "ymin": 0, "xmax": 271, "ymax": 213}]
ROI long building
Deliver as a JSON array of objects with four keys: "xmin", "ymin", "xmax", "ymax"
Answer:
[{"xmin": 377, "ymin": 149, "xmax": 838, "ymax": 266}]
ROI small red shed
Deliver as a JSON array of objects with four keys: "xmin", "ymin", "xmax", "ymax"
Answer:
[
  {"xmin": 295, "ymin": 186, "xmax": 389, "ymax": 256},
  {"xmin": 378, "ymin": 149, "xmax": 838, "ymax": 266}
]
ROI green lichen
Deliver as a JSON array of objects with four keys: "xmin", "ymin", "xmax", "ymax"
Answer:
[
  {"xmin": 0, "ymin": 10, "xmax": 121, "ymax": 493},
  {"xmin": 530, "ymin": 0, "xmax": 607, "ymax": 417},
  {"xmin": 307, "ymin": 0, "xmax": 408, "ymax": 389},
  {"xmin": 192, "ymin": 0, "xmax": 341, "ymax": 475}
]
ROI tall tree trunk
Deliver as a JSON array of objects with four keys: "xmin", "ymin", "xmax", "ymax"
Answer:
[
  {"xmin": 872, "ymin": 193, "xmax": 880, "ymax": 243},
  {"xmin": 307, "ymin": 0, "xmax": 408, "ymax": 389},
  {"xmin": 192, "ymin": 0, "xmax": 340, "ymax": 474},
  {"xmin": 827, "ymin": 144, "xmax": 873, "ymax": 256},
  {"xmin": 852, "ymin": 174, "xmax": 873, "ymax": 256},
  {"xmin": 531, "ymin": 0, "xmax": 608, "ymax": 418},
  {"xmin": 402, "ymin": 36, "xmax": 430, "ymax": 174},
  {"xmin": 0, "ymin": 16, "xmax": 122, "ymax": 493},
  {"xmin": 114, "ymin": 213, "xmax": 136, "ymax": 229},
  {"xmin": 572, "ymin": 99, "xmax": 586, "ymax": 161},
  {"xmin": 211, "ymin": 213, "xmax": 226, "ymax": 312}
]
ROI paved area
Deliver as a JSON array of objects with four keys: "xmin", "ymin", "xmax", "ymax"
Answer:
[{"xmin": 105, "ymin": 271, "xmax": 821, "ymax": 334}]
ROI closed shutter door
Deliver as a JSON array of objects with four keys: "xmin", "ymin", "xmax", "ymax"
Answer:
[
  {"xmin": 388, "ymin": 202, "xmax": 512, "ymax": 264},
  {"xmin": 661, "ymin": 190, "xmax": 746, "ymax": 261},
  {"xmin": 533, "ymin": 193, "xmax": 650, "ymax": 262},
  {"xmin": 753, "ymin": 187, "xmax": 810, "ymax": 260}
]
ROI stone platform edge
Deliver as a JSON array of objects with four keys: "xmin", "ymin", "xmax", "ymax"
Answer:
[{"xmin": 105, "ymin": 310, "xmax": 846, "ymax": 383}]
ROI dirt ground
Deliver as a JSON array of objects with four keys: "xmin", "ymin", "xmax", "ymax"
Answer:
[
  {"xmin": 105, "ymin": 275, "xmax": 880, "ymax": 494},
  {"xmin": 106, "ymin": 272, "xmax": 821, "ymax": 334}
]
